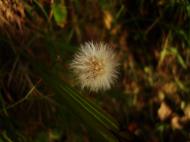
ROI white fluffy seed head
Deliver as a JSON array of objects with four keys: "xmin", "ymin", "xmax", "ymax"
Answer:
[{"xmin": 70, "ymin": 42, "xmax": 119, "ymax": 92}]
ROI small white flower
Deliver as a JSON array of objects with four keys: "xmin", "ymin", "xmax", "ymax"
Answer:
[{"xmin": 70, "ymin": 42, "xmax": 119, "ymax": 92}]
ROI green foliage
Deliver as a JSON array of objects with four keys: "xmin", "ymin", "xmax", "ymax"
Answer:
[{"xmin": 52, "ymin": 2, "xmax": 67, "ymax": 26}]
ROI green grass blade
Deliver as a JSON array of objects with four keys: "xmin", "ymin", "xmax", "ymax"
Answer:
[{"xmin": 35, "ymin": 65, "xmax": 119, "ymax": 141}]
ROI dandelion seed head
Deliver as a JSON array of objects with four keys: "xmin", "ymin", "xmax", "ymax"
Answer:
[{"xmin": 70, "ymin": 42, "xmax": 119, "ymax": 92}]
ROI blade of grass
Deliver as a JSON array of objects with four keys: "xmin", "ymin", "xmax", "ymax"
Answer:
[
  {"xmin": 33, "ymin": 0, "xmax": 49, "ymax": 20},
  {"xmin": 35, "ymin": 65, "xmax": 119, "ymax": 141},
  {"xmin": 43, "ymin": 74, "xmax": 118, "ymax": 142},
  {"xmin": 62, "ymin": 84, "xmax": 118, "ymax": 131},
  {"xmin": 42, "ymin": 70, "xmax": 119, "ymax": 131}
]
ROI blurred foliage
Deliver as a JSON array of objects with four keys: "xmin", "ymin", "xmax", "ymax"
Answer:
[{"xmin": 0, "ymin": 0, "xmax": 190, "ymax": 141}]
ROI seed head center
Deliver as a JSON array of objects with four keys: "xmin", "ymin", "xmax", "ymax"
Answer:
[{"xmin": 86, "ymin": 57, "xmax": 104, "ymax": 78}]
